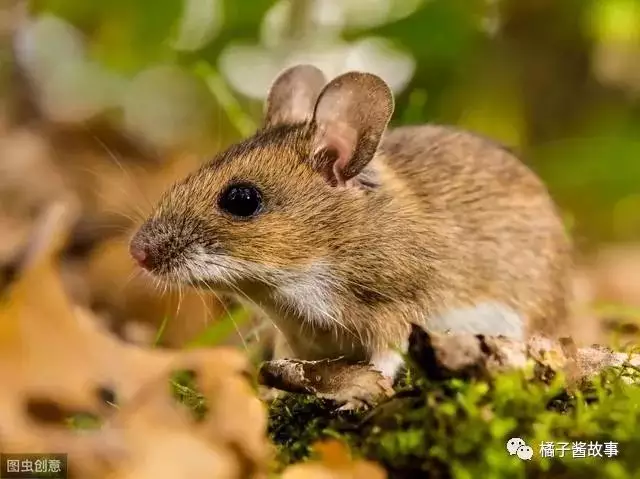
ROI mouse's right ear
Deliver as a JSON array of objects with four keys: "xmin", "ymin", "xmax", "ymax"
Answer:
[
  {"xmin": 263, "ymin": 65, "xmax": 327, "ymax": 128},
  {"xmin": 309, "ymin": 71, "xmax": 394, "ymax": 187}
]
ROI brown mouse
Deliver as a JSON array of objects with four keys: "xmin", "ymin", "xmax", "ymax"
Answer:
[{"xmin": 129, "ymin": 65, "xmax": 572, "ymax": 381}]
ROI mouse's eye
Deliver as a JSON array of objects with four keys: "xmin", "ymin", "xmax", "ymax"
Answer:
[{"xmin": 218, "ymin": 183, "xmax": 263, "ymax": 218}]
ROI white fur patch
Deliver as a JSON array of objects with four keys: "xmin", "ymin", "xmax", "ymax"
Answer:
[
  {"xmin": 371, "ymin": 349, "xmax": 405, "ymax": 380},
  {"xmin": 273, "ymin": 263, "xmax": 339, "ymax": 328},
  {"xmin": 429, "ymin": 301, "xmax": 525, "ymax": 339},
  {"xmin": 186, "ymin": 246, "xmax": 250, "ymax": 284},
  {"xmin": 185, "ymin": 248, "xmax": 340, "ymax": 329}
]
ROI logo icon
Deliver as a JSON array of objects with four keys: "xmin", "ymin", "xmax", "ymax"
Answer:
[
  {"xmin": 506, "ymin": 437, "xmax": 526, "ymax": 455},
  {"xmin": 517, "ymin": 445, "xmax": 534, "ymax": 460},
  {"xmin": 506, "ymin": 437, "xmax": 534, "ymax": 461}
]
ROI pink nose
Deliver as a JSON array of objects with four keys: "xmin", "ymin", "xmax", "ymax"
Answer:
[{"xmin": 129, "ymin": 241, "xmax": 150, "ymax": 269}]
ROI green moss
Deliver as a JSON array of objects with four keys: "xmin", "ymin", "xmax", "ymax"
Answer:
[
  {"xmin": 268, "ymin": 394, "xmax": 358, "ymax": 466},
  {"xmin": 171, "ymin": 369, "xmax": 208, "ymax": 420},
  {"xmin": 66, "ymin": 412, "xmax": 104, "ymax": 430},
  {"xmin": 267, "ymin": 365, "xmax": 640, "ymax": 478}
]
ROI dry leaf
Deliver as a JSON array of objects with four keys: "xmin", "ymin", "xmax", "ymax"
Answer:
[
  {"xmin": 281, "ymin": 440, "xmax": 387, "ymax": 479},
  {"xmin": 406, "ymin": 323, "xmax": 640, "ymax": 385},
  {"xmin": 0, "ymin": 202, "xmax": 270, "ymax": 479}
]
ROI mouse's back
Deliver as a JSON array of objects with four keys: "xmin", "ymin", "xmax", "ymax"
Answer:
[
  {"xmin": 379, "ymin": 125, "xmax": 543, "ymax": 207},
  {"xmin": 376, "ymin": 124, "xmax": 572, "ymax": 338}
]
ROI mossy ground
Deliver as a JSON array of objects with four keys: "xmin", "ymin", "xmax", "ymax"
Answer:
[
  {"xmin": 63, "ymin": 329, "xmax": 640, "ymax": 478},
  {"xmin": 268, "ymin": 364, "xmax": 640, "ymax": 479},
  {"xmin": 165, "ymin": 316, "xmax": 640, "ymax": 478}
]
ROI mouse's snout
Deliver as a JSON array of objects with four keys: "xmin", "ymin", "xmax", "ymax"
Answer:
[
  {"xmin": 129, "ymin": 230, "xmax": 157, "ymax": 271},
  {"xmin": 129, "ymin": 220, "xmax": 172, "ymax": 273},
  {"xmin": 129, "ymin": 235, "xmax": 150, "ymax": 269},
  {"xmin": 129, "ymin": 218, "xmax": 194, "ymax": 277}
]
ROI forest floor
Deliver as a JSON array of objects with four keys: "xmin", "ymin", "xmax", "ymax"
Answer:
[{"xmin": 264, "ymin": 363, "xmax": 640, "ymax": 478}]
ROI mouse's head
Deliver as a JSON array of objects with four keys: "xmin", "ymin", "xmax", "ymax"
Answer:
[{"xmin": 129, "ymin": 65, "xmax": 393, "ymax": 291}]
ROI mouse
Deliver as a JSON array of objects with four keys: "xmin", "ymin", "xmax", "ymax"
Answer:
[{"xmin": 129, "ymin": 64, "xmax": 572, "ymax": 382}]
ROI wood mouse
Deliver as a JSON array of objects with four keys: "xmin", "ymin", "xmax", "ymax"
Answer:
[{"xmin": 129, "ymin": 65, "xmax": 572, "ymax": 382}]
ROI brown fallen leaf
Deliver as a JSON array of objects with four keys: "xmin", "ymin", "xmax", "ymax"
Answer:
[
  {"xmin": 406, "ymin": 323, "xmax": 640, "ymax": 386},
  {"xmin": 101, "ymin": 353, "xmax": 257, "ymax": 479},
  {"xmin": 0, "ymin": 202, "xmax": 270, "ymax": 479},
  {"xmin": 281, "ymin": 440, "xmax": 387, "ymax": 479},
  {"xmin": 258, "ymin": 357, "xmax": 395, "ymax": 410}
]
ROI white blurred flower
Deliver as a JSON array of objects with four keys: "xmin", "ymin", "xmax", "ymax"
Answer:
[
  {"xmin": 218, "ymin": 42, "xmax": 354, "ymax": 101},
  {"xmin": 15, "ymin": 14, "xmax": 126, "ymax": 123},
  {"xmin": 14, "ymin": 14, "xmax": 85, "ymax": 83},
  {"xmin": 41, "ymin": 60, "xmax": 126, "ymax": 123},
  {"xmin": 336, "ymin": 0, "xmax": 398, "ymax": 29},
  {"xmin": 218, "ymin": 45, "xmax": 283, "ymax": 100},
  {"xmin": 285, "ymin": 42, "xmax": 354, "ymax": 79},
  {"xmin": 122, "ymin": 65, "xmax": 215, "ymax": 149},
  {"xmin": 219, "ymin": 36, "xmax": 414, "ymax": 100},
  {"xmin": 222, "ymin": 0, "xmax": 417, "ymax": 101},
  {"xmin": 261, "ymin": 0, "xmax": 344, "ymax": 48},
  {"xmin": 344, "ymin": 37, "xmax": 415, "ymax": 92},
  {"xmin": 317, "ymin": 0, "xmax": 424, "ymax": 30},
  {"xmin": 261, "ymin": 0, "xmax": 424, "ymax": 49},
  {"xmin": 171, "ymin": 0, "xmax": 224, "ymax": 52}
]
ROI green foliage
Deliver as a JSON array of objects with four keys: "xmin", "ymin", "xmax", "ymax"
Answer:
[
  {"xmin": 185, "ymin": 304, "xmax": 252, "ymax": 349},
  {"xmin": 66, "ymin": 412, "xmax": 104, "ymax": 430},
  {"xmin": 25, "ymin": 0, "xmax": 640, "ymax": 247},
  {"xmin": 171, "ymin": 369, "xmax": 209, "ymax": 420},
  {"xmin": 268, "ymin": 366, "xmax": 640, "ymax": 478}
]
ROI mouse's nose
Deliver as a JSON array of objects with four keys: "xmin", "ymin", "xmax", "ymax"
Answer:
[
  {"xmin": 129, "ymin": 236, "xmax": 153, "ymax": 270},
  {"xmin": 130, "ymin": 242, "xmax": 147, "ymax": 264}
]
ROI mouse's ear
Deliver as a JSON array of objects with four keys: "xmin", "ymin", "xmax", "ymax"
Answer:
[
  {"xmin": 310, "ymin": 71, "xmax": 394, "ymax": 186},
  {"xmin": 264, "ymin": 65, "xmax": 327, "ymax": 128}
]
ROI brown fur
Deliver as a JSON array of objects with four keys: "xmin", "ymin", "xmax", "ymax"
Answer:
[{"xmin": 131, "ymin": 66, "xmax": 572, "ymax": 371}]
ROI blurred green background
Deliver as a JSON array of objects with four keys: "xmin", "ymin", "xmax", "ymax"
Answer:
[
  {"xmin": 0, "ymin": 0, "xmax": 637, "ymax": 348},
  {"xmin": 10, "ymin": 0, "xmax": 640, "ymax": 253}
]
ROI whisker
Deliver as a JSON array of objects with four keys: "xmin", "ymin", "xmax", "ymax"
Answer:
[
  {"xmin": 175, "ymin": 280, "xmax": 185, "ymax": 320},
  {"xmin": 86, "ymin": 130, "xmax": 155, "ymax": 212},
  {"xmin": 69, "ymin": 163, "xmax": 148, "ymax": 224},
  {"xmin": 176, "ymin": 263, "xmax": 217, "ymax": 330},
  {"xmin": 193, "ymin": 288, "xmax": 213, "ymax": 331},
  {"xmin": 119, "ymin": 268, "xmax": 142, "ymax": 294},
  {"xmin": 203, "ymin": 282, "xmax": 249, "ymax": 351}
]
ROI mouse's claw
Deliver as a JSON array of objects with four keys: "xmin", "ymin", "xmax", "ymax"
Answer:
[{"xmin": 335, "ymin": 396, "xmax": 374, "ymax": 412}]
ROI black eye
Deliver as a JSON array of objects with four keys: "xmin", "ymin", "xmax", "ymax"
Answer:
[{"xmin": 218, "ymin": 183, "xmax": 263, "ymax": 218}]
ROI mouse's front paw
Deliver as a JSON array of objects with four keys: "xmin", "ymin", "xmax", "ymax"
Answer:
[
  {"xmin": 320, "ymin": 368, "xmax": 394, "ymax": 411},
  {"xmin": 258, "ymin": 358, "xmax": 395, "ymax": 410},
  {"xmin": 335, "ymin": 398, "xmax": 371, "ymax": 412},
  {"xmin": 332, "ymin": 386, "xmax": 390, "ymax": 412}
]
